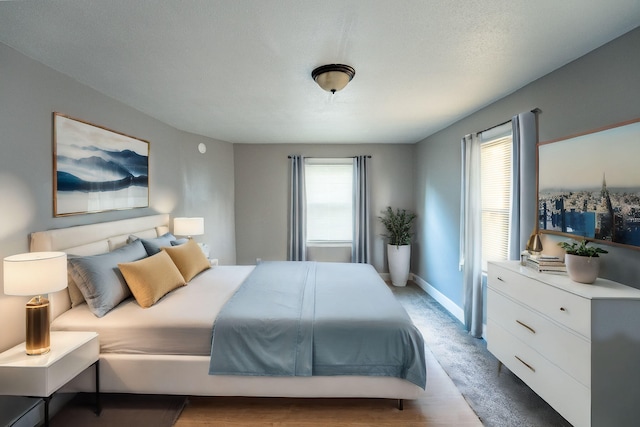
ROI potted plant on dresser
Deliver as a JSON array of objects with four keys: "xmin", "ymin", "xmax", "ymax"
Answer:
[
  {"xmin": 379, "ymin": 206, "xmax": 417, "ymax": 287},
  {"xmin": 558, "ymin": 239, "xmax": 608, "ymax": 284}
]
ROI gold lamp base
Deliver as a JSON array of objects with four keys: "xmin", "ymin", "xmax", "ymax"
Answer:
[
  {"xmin": 527, "ymin": 233, "xmax": 543, "ymax": 254},
  {"xmin": 25, "ymin": 295, "xmax": 50, "ymax": 355}
]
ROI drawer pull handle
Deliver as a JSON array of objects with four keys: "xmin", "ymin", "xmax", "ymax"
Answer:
[
  {"xmin": 497, "ymin": 276, "xmax": 505, "ymax": 282},
  {"xmin": 560, "ymin": 307, "xmax": 566, "ymax": 312},
  {"xmin": 515, "ymin": 355, "xmax": 536, "ymax": 373},
  {"xmin": 516, "ymin": 320, "xmax": 536, "ymax": 334}
]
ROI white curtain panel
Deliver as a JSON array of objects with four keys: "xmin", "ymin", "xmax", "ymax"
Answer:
[
  {"xmin": 352, "ymin": 156, "xmax": 371, "ymax": 263},
  {"xmin": 459, "ymin": 110, "xmax": 538, "ymax": 338},
  {"xmin": 288, "ymin": 155, "xmax": 306, "ymax": 261},
  {"xmin": 460, "ymin": 133, "xmax": 483, "ymax": 338}
]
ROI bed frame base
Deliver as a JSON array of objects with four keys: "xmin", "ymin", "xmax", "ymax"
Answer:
[{"xmin": 59, "ymin": 354, "xmax": 422, "ymax": 402}]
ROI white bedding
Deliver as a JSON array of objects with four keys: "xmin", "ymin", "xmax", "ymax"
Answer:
[{"xmin": 52, "ymin": 265, "xmax": 254, "ymax": 355}]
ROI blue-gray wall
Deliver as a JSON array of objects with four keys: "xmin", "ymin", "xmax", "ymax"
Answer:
[
  {"xmin": 414, "ymin": 27, "xmax": 640, "ymax": 308},
  {"xmin": 0, "ymin": 42, "xmax": 238, "ymax": 348},
  {"xmin": 0, "ymin": 40, "xmax": 238, "ymax": 426}
]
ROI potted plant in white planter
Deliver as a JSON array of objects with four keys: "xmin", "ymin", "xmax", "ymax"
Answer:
[
  {"xmin": 558, "ymin": 239, "xmax": 608, "ymax": 284},
  {"xmin": 379, "ymin": 206, "xmax": 416, "ymax": 287}
]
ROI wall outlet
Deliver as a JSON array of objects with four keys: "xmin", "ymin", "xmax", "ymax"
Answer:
[{"xmin": 210, "ymin": 258, "xmax": 219, "ymax": 266}]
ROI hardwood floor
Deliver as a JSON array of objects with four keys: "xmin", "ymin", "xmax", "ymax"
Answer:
[{"xmin": 174, "ymin": 348, "xmax": 482, "ymax": 426}]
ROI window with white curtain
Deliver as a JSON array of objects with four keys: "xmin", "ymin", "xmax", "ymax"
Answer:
[
  {"xmin": 480, "ymin": 125, "xmax": 512, "ymax": 271},
  {"xmin": 305, "ymin": 158, "xmax": 354, "ymax": 243}
]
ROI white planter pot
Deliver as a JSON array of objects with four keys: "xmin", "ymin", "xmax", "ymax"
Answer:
[
  {"xmin": 387, "ymin": 244, "xmax": 411, "ymax": 287},
  {"xmin": 565, "ymin": 254, "xmax": 600, "ymax": 284}
]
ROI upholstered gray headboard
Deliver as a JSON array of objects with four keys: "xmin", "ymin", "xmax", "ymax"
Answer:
[{"xmin": 30, "ymin": 214, "xmax": 170, "ymax": 319}]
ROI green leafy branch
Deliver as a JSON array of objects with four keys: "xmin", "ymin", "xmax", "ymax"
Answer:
[{"xmin": 558, "ymin": 239, "xmax": 608, "ymax": 258}]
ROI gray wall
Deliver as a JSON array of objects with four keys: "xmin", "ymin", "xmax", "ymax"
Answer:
[
  {"xmin": 0, "ymin": 42, "xmax": 237, "ymax": 353},
  {"xmin": 414, "ymin": 27, "xmax": 640, "ymax": 307},
  {"xmin": 233, "ymin": 143, "xmax": 415, "ymax": 272}
]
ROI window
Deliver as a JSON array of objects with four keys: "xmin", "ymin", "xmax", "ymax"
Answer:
[
  {"xmin": 305, "ymin": 158, "xmax": 354, "ymax": 243},
  {"xmin": 480, "ymin": 126, "xmax": 512, "ymax": 270}
]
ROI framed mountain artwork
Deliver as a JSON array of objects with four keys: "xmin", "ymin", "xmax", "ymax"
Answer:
[{"xmin": 53, "ymin": 113, "xmax": 150, "ymax": 216}]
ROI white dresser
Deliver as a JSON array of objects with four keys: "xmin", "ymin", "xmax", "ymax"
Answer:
[{"xmin": 487, "ymin": 261, "xmax": 640, "ymax": 427}]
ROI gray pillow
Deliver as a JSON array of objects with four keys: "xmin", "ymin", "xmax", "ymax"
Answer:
[
  {"xmin": 134, "ymin": 232, "xmax": 177, "ymax": 256},
  {"xmin": 170, "ymin": 238, "xmax": 189, "ymax": 246},
  {"xmin": 68, "ymin": 240, "xmax": 148, "ymax": 317},
  {"xmin": 65, "ymin": 255, "xmax": 88, "ymax": 307}
]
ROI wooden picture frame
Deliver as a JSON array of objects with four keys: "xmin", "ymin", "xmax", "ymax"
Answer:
[
  {"xmin": 53, "ymin": 113, "xmax": 150, "ymax": 216},
  {"xmin": 537, "ymin": 118, "xmax": 640, "ymax": 249}
]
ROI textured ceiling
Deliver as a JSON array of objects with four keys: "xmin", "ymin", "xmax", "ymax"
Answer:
[{"xmin": 0, "ymin": 1, "xmax": 638, "ymax": 144}]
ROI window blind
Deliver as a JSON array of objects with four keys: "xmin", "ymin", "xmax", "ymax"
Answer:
[
  {"xmin": 480, "ymin": 135, "xmax": 512, "ymax": 270},
  {"xmin": 305, "ymin": 159, "xmax": 354, "ymax": 242}
]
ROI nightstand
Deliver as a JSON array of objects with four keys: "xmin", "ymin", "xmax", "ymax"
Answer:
[{"xmin": 0, "ymin": 331, "xmax": 100, "ymax": 427}]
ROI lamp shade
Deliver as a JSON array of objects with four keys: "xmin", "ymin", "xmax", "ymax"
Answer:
[
  {"xmin": 174, "ymin": 217, "xmax": 204, "ymax": 237},
  {"xmin": 3, "ymin": 252, "xmax": 68, "ymax": 296}
]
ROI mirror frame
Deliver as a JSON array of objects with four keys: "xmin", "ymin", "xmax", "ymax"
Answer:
[{"xmin": 537, "ymin": 117, "xmax": 640, "ymax": 250}]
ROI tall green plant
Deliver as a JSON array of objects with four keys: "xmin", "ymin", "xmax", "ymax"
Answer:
[{"xmin": 378, "ymin": 206, "xmax": 417, "ymax": 247}]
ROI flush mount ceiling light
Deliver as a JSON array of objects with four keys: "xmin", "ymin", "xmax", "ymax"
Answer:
[{"xmin": 311, "ymin": 64, "xmax": 356, "ymax": 94}]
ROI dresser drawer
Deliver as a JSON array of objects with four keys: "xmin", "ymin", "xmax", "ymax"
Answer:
[
  {"xmin": 488, "ymin": 288, "xmax": 591, "ymax": 387},
  {"xmin": 488, "ymin": 320, "xmax": 590, "ymax": 427},
  {"xmin": 488, "ymin": 264, "xmax": 591, "ymax": 338}
]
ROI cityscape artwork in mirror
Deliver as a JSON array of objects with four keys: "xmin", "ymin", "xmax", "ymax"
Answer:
[{"xmin": 538, "ymin": 118, "xmax": 640, "ymax": 250}]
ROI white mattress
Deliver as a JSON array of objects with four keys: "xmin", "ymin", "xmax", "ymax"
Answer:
[{"xmin": 51, "ymin": 265, "xmax": 254, "ymax": 355}]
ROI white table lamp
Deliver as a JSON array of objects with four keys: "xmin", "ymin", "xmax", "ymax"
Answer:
[
  {"xmin": 174, "ymin": 217, "xmax": 204, "ymax": 239},
  {"xmin": 3, "ymin": 252, "xmax": 67, "ymax": 355}
]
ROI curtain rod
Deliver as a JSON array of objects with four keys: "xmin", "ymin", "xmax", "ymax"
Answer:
[
  {"xmin": 288, "ymin": 155, "xmax": 371, "ymax": 159},
  {"xmin": 477, "ymin": 119, "xmax": 511, "ymax": 136},
  {"xmin": 476, "ymin": 108, "xmax": 542, "ymax": 136}
]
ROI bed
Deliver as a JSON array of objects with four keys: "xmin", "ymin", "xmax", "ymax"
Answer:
[{"xmin": 30, "ymin": 214, "xmax": 425, "ymax": 403}]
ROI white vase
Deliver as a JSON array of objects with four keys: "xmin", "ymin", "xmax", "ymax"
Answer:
[
  {"xmin": 387, "ymin": 244, "xmax": 411, "ymax": 287},
  {"xmin": 565, "ymin": 254, "xmax": 600, "ymax": 284}
]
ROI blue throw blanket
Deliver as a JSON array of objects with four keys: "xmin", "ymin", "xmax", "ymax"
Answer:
[{"xmin": 209, "ymin": 261, "xmax": 426, "ymax": 389}]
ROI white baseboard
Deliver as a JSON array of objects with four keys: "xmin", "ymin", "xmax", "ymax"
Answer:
[
  {"xmin": 379, "ymin": 271, "xmax": 464, "ymax": 324},
  {"xmin": 411, "ymin": 273, "xmax": 465, "ymax": 325}
]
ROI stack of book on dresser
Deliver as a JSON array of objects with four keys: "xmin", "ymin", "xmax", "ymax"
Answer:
[{"xmin": 525, "ymin": 254, "xmax": 566, "ymax": 274}]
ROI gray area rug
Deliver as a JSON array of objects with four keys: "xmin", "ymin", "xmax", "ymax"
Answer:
[
  {"xmin": 50, "ymin": 393, "xmax": 187, "ymax": 427},
  {"xmin": 392, "ymin": 282, "xmax": 572, "ymax": 427}
]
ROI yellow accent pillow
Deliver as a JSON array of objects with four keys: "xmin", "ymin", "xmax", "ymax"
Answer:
[
  {"xmin": 118, "ymin": 251, "xmax": 186, "ymax": 308},
  {"xmin": 162, "ymin": 239, "xmax": 211, "ymax": 281}
]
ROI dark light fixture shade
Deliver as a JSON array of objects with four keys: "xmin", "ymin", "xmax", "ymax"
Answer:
[{"xmin": 311, "ymin": 64, "xmax": 355, "ymax": 94}]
